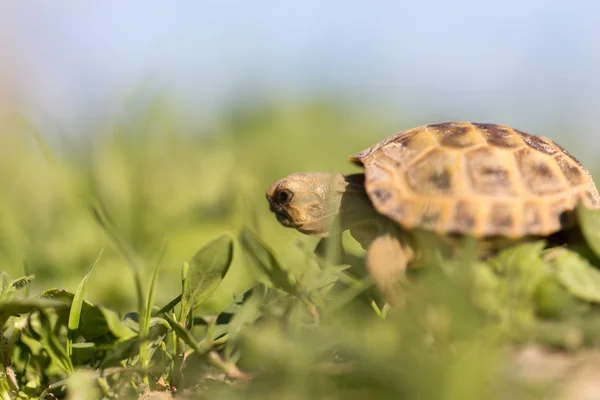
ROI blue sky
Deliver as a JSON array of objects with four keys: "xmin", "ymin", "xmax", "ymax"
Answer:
[{"xmin": 2, "ymin": 1, "xmax": 600, "ymax": 161}]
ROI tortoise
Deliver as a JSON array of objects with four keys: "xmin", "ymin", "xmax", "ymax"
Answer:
[{"xmin": 265, "ymin": 122, "xmax": 600, "ymax": 302}]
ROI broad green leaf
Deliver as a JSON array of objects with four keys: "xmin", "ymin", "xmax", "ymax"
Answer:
[
  {"xmin": 98, "ymin": 337, "xmax": 139, "ymax": 368},
  {"xmin": 40, "ymin": 289, "xmax": 135, "ymax": 340},
  {"xmin": 145, "ymin": 323, "xmax": 170, "ymax": 363},
  {"xmin": 483, "ymin": 241, "xmax": 550, "ymax": 328},
  {"xmin": 488, "ymin": 241, "xmax": 547, "ymax": 275},
  {"xmin": 98, "ymin": 307, "xmax": 137, "ymax": 339},
  {"xmin": 71, "ymin": 342, "xmax": 98, "ymax": 366},
  {"xmin": 532, "ymin": 277, "xmax": 579, "ymax": 319},
  {"xmin": 486, "ymin": 241, "xmax": 550, "ymax": 301},
  {"xmin": 42, "ymin": 289, "xmax": 109, "ymax": 339},
  {"xmin": 148, "ymin": 316, "xmax": 171, "ymax": 330},
  {"xmin": 552, "ymin": 249, "xmax": 600, "ymax": 303},
  {"xmin": 181, "ymin": 233, "xmax": 234, "ymax": 323},
  {"xmin": 225, "ymin": 288, "xmax": 264, "ymax": 340},
  {"xmin": 578, "ymin": 203, "xmax": 600, "ymax": 259},
  {"xmin": 0, "ymin": 298, "xmax": 70, "ymax": 316},
  {"xmin": 68, "ymin": 249, "xmax": 102, "ymax": 356},
  {"xmin": 525, "ymin": 315, "xmax": 600, "ymax": 349},
  {"xmin": 471, "ymin": 262, "xmax": 501, "ymax": 314},
  {"xmin": 239, "ymin": 227, "xmax": 298, "ymax": 294}
]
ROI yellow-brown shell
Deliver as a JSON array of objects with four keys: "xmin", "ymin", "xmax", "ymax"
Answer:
[{"xmin": 350, "ymin": 122, "xmax": 600, "ymax": 238}]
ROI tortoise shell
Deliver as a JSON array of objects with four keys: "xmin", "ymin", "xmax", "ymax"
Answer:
[{"xmin": 349, "ymin": 122, "xmax": 600, "ymax": 238}]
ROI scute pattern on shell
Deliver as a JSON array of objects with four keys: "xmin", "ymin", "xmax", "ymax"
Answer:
[{"xmin": 349, "ymin": 122, "xmax": 600, "ymax": 238}]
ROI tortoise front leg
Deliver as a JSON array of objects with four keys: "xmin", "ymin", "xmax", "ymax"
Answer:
[{"xmin": 366, "ymin": 232, "xmax": 415, "ymax": 306}]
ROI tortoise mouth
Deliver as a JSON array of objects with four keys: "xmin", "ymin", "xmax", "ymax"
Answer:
[
  {"xmin": 268, "ymin": 199, "xmax": 298, "ymax": 228},
  {"xmin": 275, "ymin": 211, "xmax": 293, "ymax": 227}
]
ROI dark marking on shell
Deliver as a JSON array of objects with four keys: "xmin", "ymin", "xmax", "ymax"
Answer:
[
  {"xmin": 466, "ymin": 147, "xmax": 515, "ymax": 195},
  {"xmin": 523, "ymin": 202, "xmax": 542, "ymax": 231},
  {"xmin": 390, "ymin": 204, "xmax": 406, "ymax": 220},
  {"xmin": 427, "ymin": 122, "xmax": 456, "ymax": 130},
  {"xmin": 356, "ymin": 127, "xmax": 437, "ymax": 168},
  {"xmin": 429, "ymin": 169, "xmax": 452, "ymax": 191},
  {"xmin": 490, "ymin": 203, "xmax": 513, "ymax": 229},
  {"xmin": 556, "ymin": 154, "xmax": 585, "ymax": 186},
  {"xmin": 514, "ymin": 148, "xmax": 565, "ymax": 195},
  {"xmin": 554, "ymin": 143, "xmax": 585, "ymax": 169},
  {"xmin": 517, "ymin": 131, "xmax": 557, "ymax": 155},
  {"xmin": 532, "ymin": 163, "xmax": 554, "ymax": 178},
  {"xmin": 420, "ymin": 209, "xmax": 440, "ymax": 226},
  {"xmin": 405, "ymin": 149, "xmax": 456, "ymax": 196},
  {"xmin": 481, "ymin": 166, "xmax": 508, "ymax": 180},
  {"xmin": 427, "ymin": 122, "xmax": 481, "ymax": 148},
  {"xmin": 473, "ymin": 123, "xmax": 522, "ymax": 147},
  {"xmin": 372, "ymin": 187, "xmax": 392, "ymax": 203},
  {"xmin": 473, "ymin": 123, "xmax": 499, "ymax": 131},
  {"xmin": 375, "ymin": 153, "xmax": 402, "ymax": 168},
  {"xmin": 454, "ymin": 201, "xmax": 475, "ymax": 230},
  {"xmin": 382, "ymin": 128, "xmax": 417, "ymax": 146},
  {"xmin": 393, "ymin": 131, "xmax": 418, "ymax": 148},
  {"xmin": 441, "ymin": 128, "xmax": 475, "ymax": 147},
  {"xmin": 585, "ymin": 188, "xmax": 600, "ymax": 208}
]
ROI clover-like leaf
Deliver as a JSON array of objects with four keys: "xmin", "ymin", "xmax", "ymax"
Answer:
[
  {"xmin": 181, "ymin": 233, "xmax": 234, "ymax": 323},
  {"xmin": 533, "ymin": 277, "xmax": 579, "ymax": 319},
  {"xmin": 483, "ymin": 241, "xmax": 550, "ymax": 328},
  {"xmin": 552, "ymin": 249, "xmax": 600, "ymax": 303},
  {"xmin": 577, "ymin": 203, "xmax": 600, "ymax": 259},
  {"xmin": 239, "ymin": 227, "xmax": 298, "ymax": 295}
]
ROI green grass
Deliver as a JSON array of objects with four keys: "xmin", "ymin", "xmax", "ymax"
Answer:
[{"xmin": 1, "ymin": 98, "xmax": 600, "ymax": 398}]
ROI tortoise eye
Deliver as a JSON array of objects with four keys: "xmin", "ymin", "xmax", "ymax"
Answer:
[{"xmin": 278, "ymin": 190, "xmax": 293, "ymax": 204}]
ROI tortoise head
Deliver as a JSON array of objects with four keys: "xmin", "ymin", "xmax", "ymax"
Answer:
[{"xmin": 266, "ymin": 172, "xmax": 371, "ymax": 237}]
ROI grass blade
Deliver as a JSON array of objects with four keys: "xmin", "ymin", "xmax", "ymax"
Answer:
[
  {"xmin": 67, "ymin": 249, "xmax": 103, "ymax": 358},
  {"xmin": 143, "ymin": 238, "xmax": 168, "ymax": 336},
  {"xmin": 163, "ymin": 313, "xmax": 206, "ymax": 354},
  {"xmin": 157, "ymin": 294, "xmax": 182, "ymax": 315},
  {"xmin": 139, "ymin": 238, "xmax": 168, "ymax": 385}
]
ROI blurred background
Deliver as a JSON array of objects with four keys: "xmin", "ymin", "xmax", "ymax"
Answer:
[{"xmin": 0, "ymin": 1, "xmax": 598, "ymax": 312}]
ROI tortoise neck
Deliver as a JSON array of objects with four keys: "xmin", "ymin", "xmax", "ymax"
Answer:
[{"xmin": 336, "ymin": 173, "xmax": 380, "ymax": 232}]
